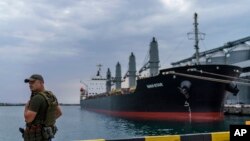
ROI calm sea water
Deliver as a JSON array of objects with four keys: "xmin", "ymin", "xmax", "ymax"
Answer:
[{"xmin": 0, "ymin": 106, "xmax": 249, "ymax": 141}]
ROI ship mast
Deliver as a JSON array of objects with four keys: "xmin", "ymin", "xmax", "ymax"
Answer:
[
  {"xmin": 194, "ymin": 13, "xmax": 199, "ymax": 64},
  {"xmin": 96, "ymin": 64, "xmax": 102, "ymax": 77},
  {"xmin": 188, "ymin": 13, "xmax": 205, "ymax": 65}
]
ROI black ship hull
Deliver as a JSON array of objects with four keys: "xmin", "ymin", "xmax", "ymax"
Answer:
[{"xmin": 81, "ymin": 65, "xmax": 241, "ymax": 122}]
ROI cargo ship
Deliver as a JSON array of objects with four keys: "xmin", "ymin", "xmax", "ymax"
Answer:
[{"xmin": 80, "ymin": 13, "xmax": 242, "ymax": 122}]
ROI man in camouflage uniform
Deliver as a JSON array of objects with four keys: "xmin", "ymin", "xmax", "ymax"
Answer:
[{"xmin": 23, "ymin": 74, "xmax": 62, "ymax": 141}]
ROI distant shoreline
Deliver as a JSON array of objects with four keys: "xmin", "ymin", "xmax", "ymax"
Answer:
[{"xmin": 0, "ymin": 103, "xmax": 80, "ymax": 106}]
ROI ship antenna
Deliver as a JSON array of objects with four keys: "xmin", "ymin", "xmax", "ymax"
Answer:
[{"xmin": 187, "ymin": 13, "xmax": 205, "ymax": 65}]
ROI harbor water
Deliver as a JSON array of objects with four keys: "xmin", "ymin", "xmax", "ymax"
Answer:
[{"xmin": 0, "ymin": 106, "xmax": 249, "ymax": 141}]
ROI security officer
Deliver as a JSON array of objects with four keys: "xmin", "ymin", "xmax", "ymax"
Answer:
[{"xmin": 22, "ymin": 74, "xmax": 62, "ymax": 141}]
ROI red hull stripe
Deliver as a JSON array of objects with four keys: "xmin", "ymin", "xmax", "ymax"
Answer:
[{"xmin": 86, "ymin": 108, "xmax": 224, "ymax": 122}]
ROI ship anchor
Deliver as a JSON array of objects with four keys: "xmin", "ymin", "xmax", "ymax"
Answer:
[
  {"xmin": 178, "ymin": 80, "xmax": 192, "ymax": 121},
  {"xmin": 178, "ymin": 80, "xmax": 191, "ymax": 100}
]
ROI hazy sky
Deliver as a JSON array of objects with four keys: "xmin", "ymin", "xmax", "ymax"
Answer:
[{"xmin": 0, "ymin": 0, "xmax": 250, "ymax": 104}]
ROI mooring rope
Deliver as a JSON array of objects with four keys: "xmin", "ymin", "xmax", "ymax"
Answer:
[
  {"xmin": 190, "ymin": 69, "xmax": 250, "ymax": 82},
  {"xmin": 164, "ymin": 71, "xmax": 250, "ymax": 86}
]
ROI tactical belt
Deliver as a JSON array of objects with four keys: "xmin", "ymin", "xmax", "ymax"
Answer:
[{"xmin": 26, "ymin": 125, "xmax": 42, "ymax": 132}]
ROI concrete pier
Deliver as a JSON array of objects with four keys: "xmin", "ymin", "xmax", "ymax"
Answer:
[
  {"xmin": 75, "ymin": 132, "xmax": 230, "ymax": 141},
  {"xmin": 224, "ymin": 104, "xmax": 250, "ymax": 115}
]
